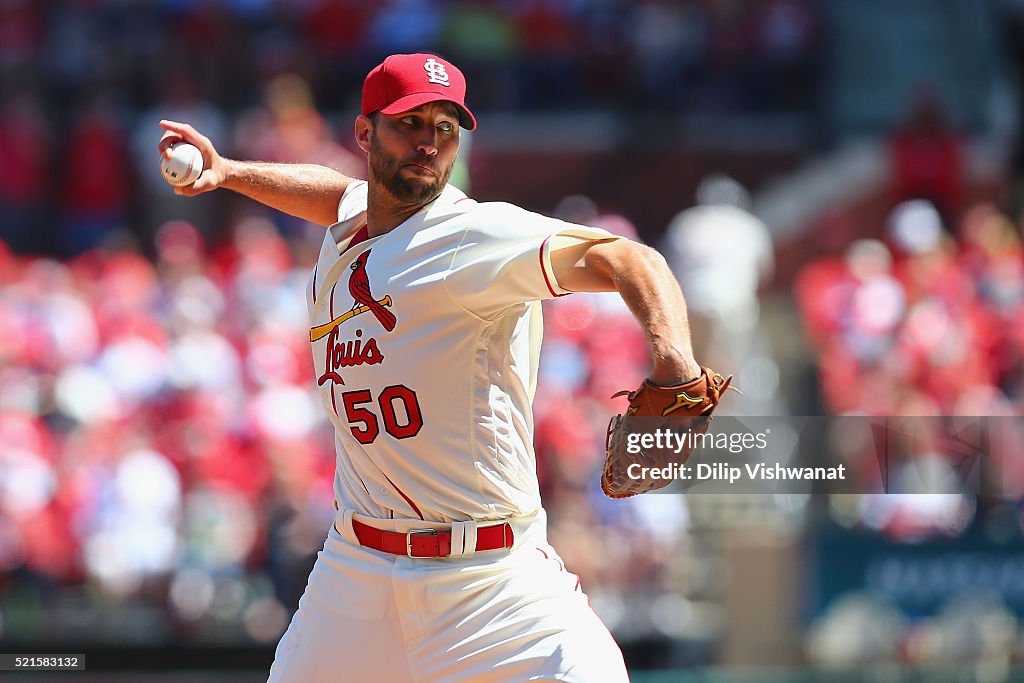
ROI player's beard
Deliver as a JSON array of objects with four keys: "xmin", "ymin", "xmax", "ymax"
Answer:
[{"xmin": 369, "ymin": 133, "xmax": 454, "ymax": 205}]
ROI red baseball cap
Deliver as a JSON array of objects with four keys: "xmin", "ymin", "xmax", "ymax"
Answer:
[{"xmin": 362, "ymin": 53, "xmax": 477, "ymax": 130}]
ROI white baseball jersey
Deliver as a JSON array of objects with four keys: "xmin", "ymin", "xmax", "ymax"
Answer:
[{"xmin": 306, "ymin": 180, "xmax": 615, "ymax": 523}]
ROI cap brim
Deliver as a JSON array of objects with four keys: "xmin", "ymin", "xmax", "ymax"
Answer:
[{"xmin": 378, "ymin": 92, "xmax": 477, "ymax": 131}]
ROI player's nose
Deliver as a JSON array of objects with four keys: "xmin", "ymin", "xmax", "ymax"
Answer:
[{"xmin": 415, "ymin": 130, "xmax": 439, "ymax": 156}]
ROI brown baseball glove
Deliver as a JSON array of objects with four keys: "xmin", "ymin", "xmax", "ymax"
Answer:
[{"xmin": 601, "ymin": 367, "xmax": 734, "ymax": 499}]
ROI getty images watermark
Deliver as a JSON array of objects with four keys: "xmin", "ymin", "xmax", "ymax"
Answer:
[
  {"xmin": 617, "ymin": 416, "xmax": 1024, "ymax": 495},
  {"xmin": 625, "ymin": 426, "xmax": 846, "ymax": 485}
]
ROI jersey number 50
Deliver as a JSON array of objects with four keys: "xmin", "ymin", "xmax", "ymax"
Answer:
[{"xmin": 341, "ymin": 385, "xmax": 424, "ymax": 444}]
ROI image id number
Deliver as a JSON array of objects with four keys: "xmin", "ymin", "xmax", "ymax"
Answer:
[{"xmin": 0, "ymin": 654, "xmax": 85, "ymax": 671}]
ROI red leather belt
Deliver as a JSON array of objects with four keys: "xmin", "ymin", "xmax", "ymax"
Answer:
[{"xmin": 351, "ymin": 518, "xmax": 514, "ymax": 558}]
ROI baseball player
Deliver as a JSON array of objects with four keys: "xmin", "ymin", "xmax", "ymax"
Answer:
[{"xmin": 159, "ymin": 53, "xmax": 703, "ymax": 683}]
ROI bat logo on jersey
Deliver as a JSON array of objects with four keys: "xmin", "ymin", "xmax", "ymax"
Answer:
[
  {"xmin": 311, "ymin": 249, "xmax": 395, "ymax": 386},
  {"xmin": 309, "ymin": 249, "xmax": 397, "ymax": 342}
]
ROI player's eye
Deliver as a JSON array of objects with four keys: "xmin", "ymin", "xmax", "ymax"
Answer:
[
  {"xmin": 400, "ymin": 116, "xmax": 416, "ymax": 127},
  {"xmin": 438, "ymin": 122, "xmax": 454, "ymax": 133}
]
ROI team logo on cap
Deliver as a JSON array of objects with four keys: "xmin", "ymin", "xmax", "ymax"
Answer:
[{"xmin": 424, "ymin": 58, "xmax": 450, "ymax": 86}]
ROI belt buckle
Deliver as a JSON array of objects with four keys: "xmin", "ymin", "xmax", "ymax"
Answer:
[{"xmin": 407, "ymin": 528, "xmax": 439, "ymax": 557}]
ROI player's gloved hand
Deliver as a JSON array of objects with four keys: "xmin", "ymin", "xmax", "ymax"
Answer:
[
  {"xmin": 601, "ymin": 367, "xmax": 734, "ymax": 498},
  {"xmin": 157, "ymin": 120, "xmax": 228, "ymax": 197}
]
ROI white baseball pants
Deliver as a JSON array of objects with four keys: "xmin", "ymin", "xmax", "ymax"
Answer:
[{"xmin": 267, "ymin": 508, "xmax": 630, "ymax": 683}]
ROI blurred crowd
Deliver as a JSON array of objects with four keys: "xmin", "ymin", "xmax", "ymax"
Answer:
[
  {"xmin": 0, "ymin": 217, "xmax": 334, "ymax": 642},
  {"xmin": 0, "ymin": 195, "xmax": 700, "ymax": 653},
  {"xmin": 0, "ymin": 0, "xmax": 823, "ymax": 255},
  {"xmin": 4, "ymin": 148, "xmax": 1024, "ymax": 665},
  {"xmin": 794, "ymin": 199, "xmax": 1024, "ymax": 417},
  {"xmin": 4, "ymin": 0, "xmax": 1024, "ymax": 672},
  {"xmin": 790, "ymin": 193, "xmax": 1024, "ymax": 674},
  {"xmin": 0, "ymin": 0, "xmax": 821, "ymax": 114}
]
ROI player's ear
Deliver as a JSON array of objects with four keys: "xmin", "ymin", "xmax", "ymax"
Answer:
[{"xmin": 355, "ymin": 115, "xmax": 373, "ymax": 155}]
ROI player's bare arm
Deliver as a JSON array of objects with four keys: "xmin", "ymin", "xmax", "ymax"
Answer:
[
  {"xmin": 551, "ymin": 238, "xmax": 701, "ymax": 385},
  {"xmin": 158, "ymin": 120, "xmax": 353, "ymax": 227}
]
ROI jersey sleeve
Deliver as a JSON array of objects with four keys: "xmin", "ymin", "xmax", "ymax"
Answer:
[
  {"xmin": 444, "ymin": 203, "xmax": 619, "ymax": 319},
  {"xmin": 337, "ymin": 180, "xmax": 368, "ymax": 223}
]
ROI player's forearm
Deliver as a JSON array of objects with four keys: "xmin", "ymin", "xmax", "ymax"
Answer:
[
  {"xmin": 221, "ymin": 159, "xmax": 352, "ymax": 227},
  {"xmin": 592, "ymin": 243, "xmax": 701, "ymax": 385}
]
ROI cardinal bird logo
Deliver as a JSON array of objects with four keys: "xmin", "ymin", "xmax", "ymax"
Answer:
[
  {"xmin": 348, "ymin": 250, "xmax": 397, "ymax": 331},
  {"xmin": 308, "ymin": 249, "xmax": 397, "ymax": 342}
]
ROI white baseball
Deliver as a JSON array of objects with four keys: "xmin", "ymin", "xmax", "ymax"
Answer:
[{"xmin": 160, "ymin": 142, "xmax": 204, "ymax": 187}]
